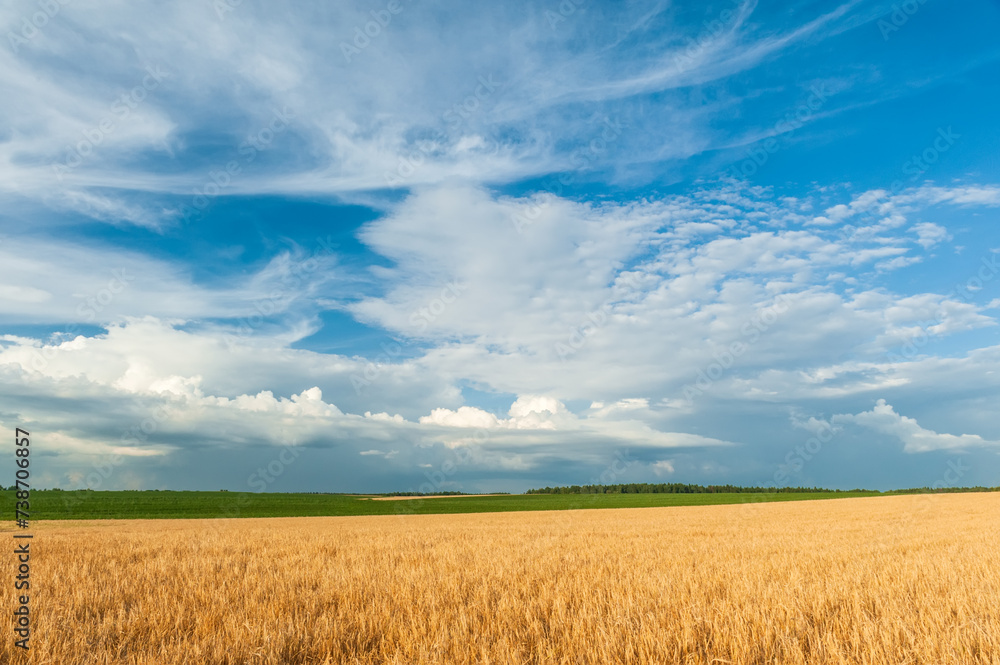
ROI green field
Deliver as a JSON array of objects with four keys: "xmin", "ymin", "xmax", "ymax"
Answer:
[{"xmin": 4, "ymin": 489, "xmax": 888, "ymax": 520}]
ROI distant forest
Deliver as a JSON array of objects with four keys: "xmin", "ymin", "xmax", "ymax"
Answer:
[{"xmin": 524, "ymin": 483, "xmax": 1000, "ymax": 495}]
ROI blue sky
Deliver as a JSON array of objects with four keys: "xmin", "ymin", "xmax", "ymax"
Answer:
[{"xmin": 2, "ymin": 0, "xmax": 999, "ymax": 493}]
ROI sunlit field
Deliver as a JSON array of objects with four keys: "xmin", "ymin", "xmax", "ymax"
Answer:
[{"xmin": 4, "ymin": 493, "xmax": 998, "ymax": 664}]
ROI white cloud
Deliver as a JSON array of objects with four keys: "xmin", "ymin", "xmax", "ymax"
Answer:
[
  {"xmin": 0, "ymin": 235, "xmax": 341, "ymax": 326},
  {"xmin": 651, "ymin": 460, "xmax": 675, "ymax": 476},
  {"xmin": 0, "ymin": 315, "xmax": 734, "ymax": 485},
  {"xmin": 420, "ymin": 406, "xmax": 502, "ymax": 430},
  {"xmin": 876, "ymin": 255, "xmax": 922, "ymax": 271},
  {"xmin": 589, "ymin": 398, "xmax": 650, "ymax": 417},
  {"xmin": 1, "ymin": 178, "xmax": 999, "ymax": 488},
  {"xmin": 897, "ymin": 186, "xmax": 1000, "ymax": 208},
  {"xmin": 359, "ymin": 449, "xmax": 398, "ymax": 459},
  {"xmin": 790, "ymin": 414, "xmax": 836, "ymax": 436},
  {"xmin": 334, "ymin": 182, "xmax": 1000, "ymax": 408},
  {"xmin": 418, "ymin": 396, "xmax": 727, "ymax": 450},
  {"xmin": 824, "ymin": 203, "xmax": 853, "ymax": 221},
  {"xmin": 911, "ymin": 222, "xmax": 950, "ymax": 249},
  {"xmin": 833, "ymin": 399, "xmax": 1000, "ymax": 453}
]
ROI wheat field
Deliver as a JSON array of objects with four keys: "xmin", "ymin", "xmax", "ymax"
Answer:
[{"xmin": 2, "ymin": 493, "xmax": 998, "ymax": 664}]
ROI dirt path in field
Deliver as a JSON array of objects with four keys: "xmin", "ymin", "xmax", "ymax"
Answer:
[{"xmin": 365, "ymin": 494, "xmax": 507, "ymax": 501}]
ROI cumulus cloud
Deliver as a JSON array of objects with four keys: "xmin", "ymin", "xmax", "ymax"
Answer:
[
  {"xmin": 421, "ymin": 406, "xmax": 503, "ymax": 430},
  {"xmin": 833, "ymin": 399, "xmax": 1000, "ymax": 453},
  {"xmin": 337, "ymin": 182, "xmax": 1000, "ymax": 407},
  {"xmin": 0, "ymin": 315, "xmax": 737, "ymax": 489},
  {"xmin": 651, "ymin": 460, "xmax": 675, "ymax": 476},
  {"xmin": 418, "ymin": 396, "xmax": 730, "ymax": 452},
  {"xmin": 911, "ymin": 222, "xmax": 950, "ymax": 249}
]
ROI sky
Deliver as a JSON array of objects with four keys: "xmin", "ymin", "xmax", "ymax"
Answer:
[{"xmin": 1, "ymin": 0, "xmax": 999, "ymax": 494}]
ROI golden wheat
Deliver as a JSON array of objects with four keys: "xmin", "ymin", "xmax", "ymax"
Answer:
[{"xmin": 2, "ymin": 493, "xmax": 998, "ymax": 664}]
